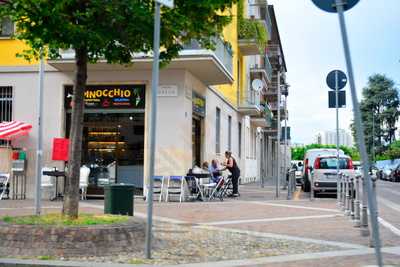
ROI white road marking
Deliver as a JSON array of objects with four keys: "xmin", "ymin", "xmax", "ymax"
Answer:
[
  {"xmin": 200, "ymin": 214, "xmax": 342, "ymax": 226},
  {"xmin": 197, "ymin": 225, "xmax": 366, "ymax": 249},
  {"xmin": 250, "ymin": 201, "xmax": 340, "ymax": 212},
  {"xmin": 378, "ymin": 216, "xmax": 400, "ymax": 237}
]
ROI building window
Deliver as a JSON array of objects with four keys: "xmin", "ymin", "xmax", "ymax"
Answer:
[
  {"xmin": 228, "ymin": 115, "xmax": 232, "ymax": 151},
  {"xmin": 0, "ymin": 86, "xmax": 13, "ymax": 146},
  {"xmin": 0, "ymin": 18, "xmax": 14, "ymax": 37},
  {"xmin": 216, "ymin": 108, "xmax": 221, "ymax": 154},
  {"xmin": 238, "ymin": 122, "xmax": 242, "ymax": 158}
]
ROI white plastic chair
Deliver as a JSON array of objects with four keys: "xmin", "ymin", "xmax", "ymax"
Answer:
[
  {"xmin": 41, "ymin": 167, "xmax": 55, "ymax": 200},
  {"xmin": 166, "ymin": 176, "xmax": 185, "ymax": 202},
  {"xmin": 80, "ymin": 165, "xmax": 90, "ymax": 200}
]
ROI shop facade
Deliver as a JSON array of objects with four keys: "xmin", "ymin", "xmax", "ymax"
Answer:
[{"xmin": 0, "ymin": 52, "xmax": 253, "ymax": 198}]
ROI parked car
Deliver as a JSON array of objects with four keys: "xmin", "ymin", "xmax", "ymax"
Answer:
[
  {"xmin": 291, "ymin": 161, "xmax": 304, "ymax": 185},
  {"xmin": 302, "ymin": 148, "xmax": 345, "ymax": 192},
  {"xmin": 311, "ymin": 155, "xmax": 354, "ymax": 197}
]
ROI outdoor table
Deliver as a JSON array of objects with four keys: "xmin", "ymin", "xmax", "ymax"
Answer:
[
  {"xmin": 187, "ymin": 173, "xmax": 212, "ymax": 201},
  {"xmin": 43, "ymin": 169, "xmax": 66, "ymax": 201}
]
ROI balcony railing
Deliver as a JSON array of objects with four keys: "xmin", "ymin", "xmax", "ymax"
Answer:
[
  {"xmin": 183, "ymin": 37, "xmax": 233, "ymax": 75},
  {"xmin": 264, "ymin": 56, "xmax": 273, "ymax": 82},
  {"xmin": 260, "ymin": 6, "xmax": 272, "ymax": 39}
]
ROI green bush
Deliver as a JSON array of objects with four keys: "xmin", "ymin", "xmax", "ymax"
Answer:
[
  {"xmin": 238, "ymin": 18, "xmax": 267, "ymax": 53},
  {"xmin": 2, "ymin": 213, "xmax": 129, "ymax": 226}
]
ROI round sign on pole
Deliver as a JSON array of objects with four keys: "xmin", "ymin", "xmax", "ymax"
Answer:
[
  {"xmin": 311, "ymin": 0, "xmax": 359, "ymax": 13},
  {"xmin": 327, "ymin": 70, "xmax": 347, "ymax": 90}
]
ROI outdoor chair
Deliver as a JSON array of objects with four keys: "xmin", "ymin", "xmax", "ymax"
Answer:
[
  {"xmin": 0, "ymin": 173, "xmax": 10, "ymax": 200},
  {"xmin": 153, "ymin": 176, "xmax": 166, "ymax": 202},
  {"xmin": 41, "ymin": 167, "xmax": 55, "ymax": 200},
  {"xmin": 166, "ymin": 176, "xmax": 185, "ymax": 202},
  {"xmin": 79, "ymin": 165, "xmax": 90, "ymax": 200},
  {"xmin": 185, "ymin": 176, "xmax": 203, "ymax": 201},
  {"xmin": 207, "ymin": 177, "xmax": 225, "ymax": 201}
]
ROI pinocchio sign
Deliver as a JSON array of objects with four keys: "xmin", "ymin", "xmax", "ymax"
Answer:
[{"xmin": 65, "ymin": 84, "xmax": 145, "ymax": 109}]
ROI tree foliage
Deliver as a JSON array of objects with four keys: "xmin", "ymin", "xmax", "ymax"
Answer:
[
  {"xmin": 0, "ymin": 0, "xmax": 236, "ymax": 218},
  {"xmin": 291, "ymin": 144, "xmax": 360, "ymax": 161},
  {"xmin": 352, "ymin": 74, "xmax": 400, "ymax": 159}
]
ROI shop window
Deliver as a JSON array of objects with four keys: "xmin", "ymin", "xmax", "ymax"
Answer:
[
  {"xmin": 216, "ymin": 108, "xmax": 221, "ymax": 154},
  {"xmin": 0, "ymin": 18, "xmax": 14, "ymax": 37},
  {"xmin": 0, "ymin": 86, "xmax": 12, "ymax": 146},
  {"xmin": 228, "ymin": 115, "xmax": 232, "ymax": 151}
]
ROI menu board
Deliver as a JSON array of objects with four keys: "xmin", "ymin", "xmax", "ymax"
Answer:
[{"xmin": 65, "ymin": 84, "xmax": 145, "ymax": 109}]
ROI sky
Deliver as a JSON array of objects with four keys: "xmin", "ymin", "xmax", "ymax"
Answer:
[{"xmin": 268, "ymin": 0, "xmax": 400, "ymax": 145}]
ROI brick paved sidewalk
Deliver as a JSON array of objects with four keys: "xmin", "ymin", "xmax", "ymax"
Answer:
[{"xmin": 1, "ymin": 183, "xmax": 400, "ymax": 266}]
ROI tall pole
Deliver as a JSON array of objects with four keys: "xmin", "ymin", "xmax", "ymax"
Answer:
[
  {"xmin": 335, "ymin": 70, "xmax": 340, "ymax": 199},
  {"xmin": 145, "ymin": 2, "xmax": 161, "ymax": 259},
  {"xmin": 276, "ymin": 71, "xmax": 281, "ymax": 198},
  {"xmin": 34, "ymin": 48, "xmax": 44, "ymax": 215},
  {"xmin": 335, "ymin": 0, "xmax": 383, "ymax": 265},
  {"xmin": 284, "ymin": 94, "xmax": 288, "ymax": 188},
  {"xmin": 372, "ymin": 113, "xmax": 375, "ymax": 162}
]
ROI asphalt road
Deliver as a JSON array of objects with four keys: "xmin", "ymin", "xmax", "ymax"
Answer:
[{"xmin": 376, "ymin": 180, "xmax": 400, "ymax": 231}]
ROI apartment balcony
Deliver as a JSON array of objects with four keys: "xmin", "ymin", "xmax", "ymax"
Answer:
[
  {"xmin": 250, "ymin": 56, "xmax": 273, "ymax": 85},
  {"xmin": 269, "ymin": 100, "xmax": 285, "ymax": 112},
  {"xmin": 48, "ymin": 38, "xmax": 233, "ymax": 86},
  {"xmin": 250, "ymin": 103, "xmax": 272, "ymax": 127},
  {"xmin": 238, "ymin": 89, "xmax": 263, "ymax": 116},
  {"xmin": 238, "ymin": 18, "xmax": 266, "ymax": 56}
]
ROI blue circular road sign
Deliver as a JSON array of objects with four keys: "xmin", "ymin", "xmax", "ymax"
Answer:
[
  {"xmin": 327, "ymin": 70, "xmax": 347, "ymax": 90},
  {"xmin": 311, "ymin": 0, "xmax": 359, "ymax": 13}
]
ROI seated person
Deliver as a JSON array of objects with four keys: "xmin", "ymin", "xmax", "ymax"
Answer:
[
  {"xmin": 201, "ymin": 161, "xmax": 209, "ymax": 172},
  {"xmin": 209, "ymin": 159, "xmax": 223, "ymax": 184}
]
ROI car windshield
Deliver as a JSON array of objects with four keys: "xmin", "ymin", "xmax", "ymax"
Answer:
[{"xmin": 319, "ymin": 158, "xmax": 349, "ymax": 169}]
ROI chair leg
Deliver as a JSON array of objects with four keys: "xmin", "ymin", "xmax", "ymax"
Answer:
[{"xmin": 165, "ymin": 178, "xmax": 170, "ymax": 202}]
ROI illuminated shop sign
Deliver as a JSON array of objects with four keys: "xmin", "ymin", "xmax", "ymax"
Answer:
[
  {"xmin": 192, "ymin": 91, "xmax": 206, "ymax": 117},
  {"xmin": 65, "ymin": 85, "xmax": 145, "ymax": 109}
]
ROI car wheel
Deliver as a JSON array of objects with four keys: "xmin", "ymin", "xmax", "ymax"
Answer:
[{"xmin": 313, "ymin": 191, "xmax": 318, "ymax": 198}]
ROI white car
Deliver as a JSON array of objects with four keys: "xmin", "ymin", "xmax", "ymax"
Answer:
[
  {"xmin": 311, "ymin": 155, "xmax": 355, "ymax": 197},
  {"xmin": 302, "ymin": 148, "xmax": 345, "ymax": 192}
]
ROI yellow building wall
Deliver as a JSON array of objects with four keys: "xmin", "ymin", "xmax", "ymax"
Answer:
[
  {"xmin": 215, "ymin": 2, "xmax": 249, "ymax": 107},
  {"xmin": 215, "ymin": 4, "xmax": 239, "ymax": 106},
  {"xmin": 0, "ymin": 39, "xmax": 36, "ymax": 66}
]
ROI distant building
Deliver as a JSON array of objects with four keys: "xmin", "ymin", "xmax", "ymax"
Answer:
[{"xmin": 314, "ymin": 129, "xmax": 353, "ymax": 147}]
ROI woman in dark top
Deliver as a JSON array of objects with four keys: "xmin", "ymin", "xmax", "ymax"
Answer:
[{"xmin": 222, "ymin": 151, "xmax": 240, "ymax": 197}]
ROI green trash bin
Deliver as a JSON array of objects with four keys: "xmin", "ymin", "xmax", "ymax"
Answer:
[{"xmin": 104, "ymin": 184, "xmax": 135, "ymax": 216}]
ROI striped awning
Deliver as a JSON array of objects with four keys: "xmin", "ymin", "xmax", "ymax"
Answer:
[{"xmin": 0, "ymin": 121, "xmax": 32, "ymax": 140}]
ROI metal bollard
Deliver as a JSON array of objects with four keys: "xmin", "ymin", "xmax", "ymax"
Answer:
[
  {"xmin": 360, "ymin": 175, "xmax": 370, "ymax": 237},
  {"xmin": 310, "ymin": 171, "xmax": 314, "ymax": 201},
  {"xmin": 287, "ymin": 169, "xmax": 293, "ymax": 200},
  {"xmin": 341, "ymin": 174, "xmax": 346, "ymax": 211},
  {"xmin": 353, "ymin": 174, "xmax": 361, "ymax": 227},
  {"xmin": 345, "ymin": 175, "xmax": 351, "ymax": 216},
  {"xmin": 337, "ymin": 172, "xmax": 342, "ymax": 207},
  {"xmin": 339, "ymin": 173, "xmax": 344, "ymax": 209},
  {"xmin": 350, "ymin": 176, "xmax": 355, "ymax": 219}
]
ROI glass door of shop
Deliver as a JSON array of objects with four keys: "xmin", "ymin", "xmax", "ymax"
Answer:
[
  {"xmin": 66, "ymin": 112, "xmax": 144, "ymax": 196},
  {"xmin": 192, "ymin": 117, "xmax": 202, "ymax": 167}
]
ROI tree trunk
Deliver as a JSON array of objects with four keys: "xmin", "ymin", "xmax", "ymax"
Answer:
[{"xmin": 62, "ymin": 47, "xmax": 87, "ymax": 219}]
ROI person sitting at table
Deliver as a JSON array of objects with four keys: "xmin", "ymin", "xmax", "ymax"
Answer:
[
  {"xmin": 201, "ymin": 161, "xmax": 209, "ymax": 172},
  {"xmin": 209, "ymin": 159, "xmax": 223, "ymax": 184}
]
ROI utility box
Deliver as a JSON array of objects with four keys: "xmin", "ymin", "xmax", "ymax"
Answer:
[{"xmin": 104, "ymin": 184, "xmax": 135, "ymax": 216}]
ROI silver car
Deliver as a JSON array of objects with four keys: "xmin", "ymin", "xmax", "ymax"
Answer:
[{"xmin": 310, "ymin": 155, "xmax": 355, "ymax": 197}]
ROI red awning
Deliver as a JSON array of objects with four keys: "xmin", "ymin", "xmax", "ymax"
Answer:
[{"xmin": 0, "ymin": 121, "xmax": 32, "ymax": 140}]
